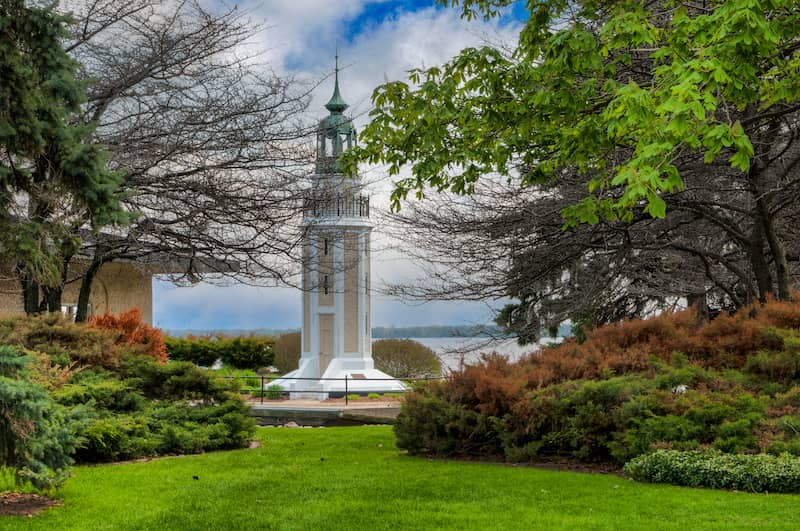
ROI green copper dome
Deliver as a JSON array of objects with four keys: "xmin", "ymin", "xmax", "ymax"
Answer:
[
  {"xmin": 320, "ymin": 112, "xmax": 354, "ymax": 134},
  {"xmin": 325, "ymin": 58, "xmax": 348, "ymax": 113},
  {"xmin": 317, "ymin": 54, "xmax": 357, "ymax": 174}
]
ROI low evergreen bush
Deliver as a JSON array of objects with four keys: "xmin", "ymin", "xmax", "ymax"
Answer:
[
  {"xmin": 89, "ymin": 309, "xmax": 167, "ymax": 363},
  {"xmin": 66, "ymin": 361, "xmax": 255, "ymax": 463},
  {"xmin": 265, "ymin": 384, "xmax": 284, "ymax": 400},
  {"xmin": 54, "ymin": 375, "xmax": 145, "ymax": 412},
  {"xmin": 0, "ymin": 314, "xmax": 257, "ymax": 471},
  {"xmin": 165, "ymin": 335, "xmax": 274, "ymax": 370},
  {"xmin": 0, "ymin": 313, "xmax": 127, "ymax": 369},
  {"xmin": 624, "ymin": 449, "xmax": 800, "ymax": 493},
  {"xmin": 0, "ymin": 346, "xmax": 78, "ymax": 490},
  {"xmin": 165, "ymin": 336, "xmax": 219, "ymax": 366},
  {"xmin": 221, "ymin": 336, "xmax": 275, "ymax": 370}
]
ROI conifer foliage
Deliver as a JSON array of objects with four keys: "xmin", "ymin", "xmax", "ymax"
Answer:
[
  {"xmin": 0, "ymin": 1, "xmax": 127, "ymax": 313},
  {"xmin": 0, "ymin": 346, "xmax": 76, "ymax": 490},
  {"xmin": 89, "ymin": 309, "xmax": 168, "ymax": 363}
]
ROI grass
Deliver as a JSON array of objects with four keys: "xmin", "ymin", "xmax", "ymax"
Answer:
[{"xmin": 3, "ymin": 426, "xmax": 799, "ymax": 530}]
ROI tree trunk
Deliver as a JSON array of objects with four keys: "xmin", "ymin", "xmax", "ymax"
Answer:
[
  {"xmin": 75, "ymin": 259, "xmax": 103, "ymax": 323},
  {"xmin": 18, "ymin": 269, "xmax": 40, "ymax": 315},
  {"xmin": 758, "ymin": 199, "xmax": 793, "ymax": 301},
  {"xmin": 749, "ymin": 214, "xmax": 773, "ymax": 303},
  {"xmin": 687, "ymin": 292, "xmax": 709, "ymax": 325},
  {"xmin": 42, "ymin": 286, "xmax": 62, "ymax": 313}
]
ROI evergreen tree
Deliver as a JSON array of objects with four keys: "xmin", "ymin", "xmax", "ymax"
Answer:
[
  {"xmin": 0, "ymin": 345, "xmax": 76, "ymax": 490},
  {"xmin": 0, "ymin": 1, "xmax": 128, "ymax": 313}
]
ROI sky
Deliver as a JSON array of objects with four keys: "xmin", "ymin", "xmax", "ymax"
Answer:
[{"xmin": 153, "ymin": 0, "xmax": 524, "ymax": 331}]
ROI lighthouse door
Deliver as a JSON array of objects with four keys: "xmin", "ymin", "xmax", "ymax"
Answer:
[{"xmin": 319, "ymin": 314, "xmax": 334, "ymax": 374}]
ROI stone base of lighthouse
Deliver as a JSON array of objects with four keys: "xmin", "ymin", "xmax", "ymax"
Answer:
[{"xmin": 269, "ymin": 355, "xmax": 407, "ymax": 400}]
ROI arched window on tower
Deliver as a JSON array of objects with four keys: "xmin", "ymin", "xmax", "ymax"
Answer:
[{"xmin": 325, "ymin": 133, "xmax": 334, "ymax": 157}]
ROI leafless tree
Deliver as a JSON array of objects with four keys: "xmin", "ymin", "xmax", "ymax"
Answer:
[
  {"xmin": 52, "ymin": 0, "xmax": 316, "ymax": 320},
  {"xmin": 386, "ymin": 135, "xmax": 800, "ymax": 342}
]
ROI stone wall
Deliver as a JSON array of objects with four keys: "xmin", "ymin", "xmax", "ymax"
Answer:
[{"xmin": 0, "ymin": 261, "xmax": 154, "ymax": 324}]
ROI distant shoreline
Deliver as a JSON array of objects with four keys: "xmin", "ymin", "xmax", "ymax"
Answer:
[{"xmin": 166, "ymin": 324, "xmax": 522, "ymax": 339}]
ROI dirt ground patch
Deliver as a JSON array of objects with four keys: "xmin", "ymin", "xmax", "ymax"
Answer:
[{"xmin": 0, "ymin": 493, "xmax": 61, "ymax": 517}]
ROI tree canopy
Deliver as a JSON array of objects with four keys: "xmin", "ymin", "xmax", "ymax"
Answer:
[
  {"xmin": 351, "ymin": 0, "xmax": 799, "ymax": 221},
  {"xmin": 60, "ymin": 0, "xmax": 312, "ymax": 321},
  {"xmin": 0, "ymin": 0, "xmax": 314, "ymax": 320},
  {"xmin": 348, "ymin": 0, "xmax": 800, "ymax": 339}
]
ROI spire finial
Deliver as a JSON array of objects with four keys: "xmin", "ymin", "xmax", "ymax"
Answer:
[{"xmin": 325, "ymin": 50, "xmax": 348, "ymax": 114}]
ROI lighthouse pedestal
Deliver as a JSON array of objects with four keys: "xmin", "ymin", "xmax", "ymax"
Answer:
[{"xmin": 274, "ymin": 356, "xmax": 407, "ymax": 400}]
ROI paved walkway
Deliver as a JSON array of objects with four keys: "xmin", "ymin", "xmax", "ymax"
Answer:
[
  {"xmin": 248, "ymin": 399, "xmax": 401, "ymax": 410},
  {"xmin": 248, "ymin": 399, "xmax": 402, "ymax": 426}
]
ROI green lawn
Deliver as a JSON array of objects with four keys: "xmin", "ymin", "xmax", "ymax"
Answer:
[{"xmin": 3, "ymin": 426, "xmax": 798, "ymax": 530}]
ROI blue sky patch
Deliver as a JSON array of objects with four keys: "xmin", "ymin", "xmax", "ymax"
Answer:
[{"xmin": 342, "ymin": 0, "xmax": 440, "ymax": 40}]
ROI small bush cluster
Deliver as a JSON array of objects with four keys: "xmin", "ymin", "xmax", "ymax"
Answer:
[
  {"xmin": 273, "ymin": 332, "xmax": 300, "ymax": 374},
  {"xmin": 0, "ymin": 312, "xmax": 257, "ymax": 484},
  {"xmin": 624, "ymin": 450, "xmax": 800, "ymax": 493},
  {"xmin": 165, "ymin": 335, "xmax": 274, "ymax": 370},
  {"xmin": 395, "ymin": 298, "xmax": 800, "ymax": 473},
  {"xmin": 372, "ymin": 338, "xmax": 442, "ymax": 378}
]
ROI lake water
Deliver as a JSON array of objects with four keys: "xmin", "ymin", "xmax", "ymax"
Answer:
[{"xmin": 400, "ymin": 336, "xmax": 564, "ymax": 372}]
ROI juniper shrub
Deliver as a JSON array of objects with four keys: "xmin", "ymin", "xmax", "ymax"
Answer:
[
  {"xmin": 395, "ymin": 297, "xmax": 800, "ymax": 465},
  {"xmin": 89, "ymin": 309, "xmax": 167, "ymax": 363}
]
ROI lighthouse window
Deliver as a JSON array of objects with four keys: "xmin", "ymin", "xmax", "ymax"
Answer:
[
  {"xmin": 323, "ymin": 275, "xmax": 329, "ymax": 295},
  {"xmin": 323, "ymin": 238, "xmax": 329, "ymax": 255}
]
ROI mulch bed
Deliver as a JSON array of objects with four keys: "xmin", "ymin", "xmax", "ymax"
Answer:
[{"xmin": 0, "ymin": 493, "xmax": 61, "ymax": 517}]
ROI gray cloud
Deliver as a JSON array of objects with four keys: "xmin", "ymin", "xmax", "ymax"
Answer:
[{"xmin": 154, "ymin": 2, "xmax": 521, "ymax": 330}]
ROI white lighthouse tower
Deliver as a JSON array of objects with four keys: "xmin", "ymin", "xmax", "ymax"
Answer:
[{"xmin": 273, "ymin": 58, "xmax": 406, "ymax": 399}]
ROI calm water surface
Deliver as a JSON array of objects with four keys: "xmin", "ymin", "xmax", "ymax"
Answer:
[{"xmin": 396, "ymin": 336, "xmax": 564, "ymax": 372}]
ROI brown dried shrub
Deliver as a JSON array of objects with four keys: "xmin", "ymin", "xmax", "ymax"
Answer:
[{"xmin": 89, "ymin": 309, "xmax": 167, "ymax": 363}]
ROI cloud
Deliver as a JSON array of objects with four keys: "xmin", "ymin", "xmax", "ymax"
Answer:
[
  {"xmin": 154, "ymin": 281, "xmax": 299, "ymax": 330},
  {"xmin": 154, "ymin": 1, "xmax": 522, "ymax": 330},
  {"xmin": 154, "ymin": 278, "xmax": 501, "ymax": 330}
]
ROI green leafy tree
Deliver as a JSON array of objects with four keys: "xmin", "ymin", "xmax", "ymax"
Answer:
[
  {"xmin": 0, "ymin": 1, "xmax": 128, "ymax": 314},
  {"xmin": 0, "ymin": 345, "xmax": 77, "ymax": 490},
  {"xmin": 348, "ymin": 0, "xmax": 800, "ymax": 308}
]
